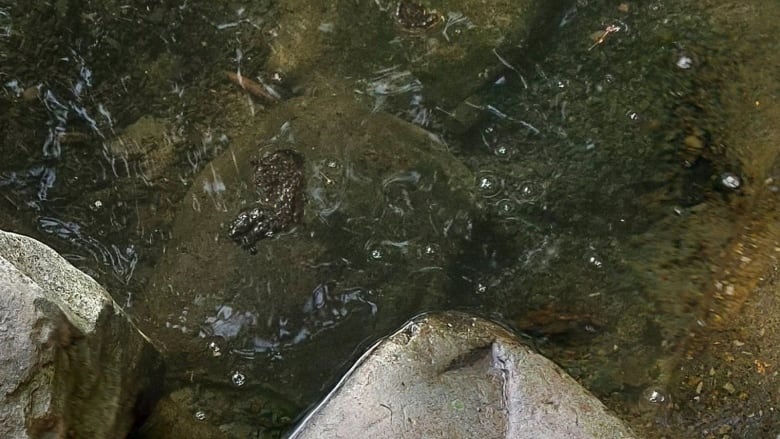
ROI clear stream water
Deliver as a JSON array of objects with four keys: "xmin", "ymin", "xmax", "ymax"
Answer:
[{"xmin": 1, "ymin": 0, "xmax": 779, "ymax": 437}]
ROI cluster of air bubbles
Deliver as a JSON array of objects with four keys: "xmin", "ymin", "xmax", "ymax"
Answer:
[
  {"xmin": 494, "ymin": 181, "xmax": 545, "ymax": 217},
  {"xmin": 479, "ymin": 124, "xmax": 517, "ymax": 159},
  {"xmin": 588, "ymin": 255, "xmax": 604, "ymax": 268},
  {"xmin": 231, "ymin": 371, "xmax": 247, "ymax": 387},
  {"xmin": 208, "ymin": 340, "xmax": 222, "ymax": 357},
  {"xmin": 585, "ymin": 247, "xmax": 604, "ymax": 269},
  {"xmin": 481, "ymin": 125, "xmax": 499, "ymax": 148},
  {"xmin": 365, "ymin": 240, "xmax": 444, "ymax": 264}
]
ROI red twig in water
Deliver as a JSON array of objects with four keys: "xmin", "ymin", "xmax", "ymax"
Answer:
[{"xmin": 224, "ymin": 71, "xmax": 280, "ymax": 103}]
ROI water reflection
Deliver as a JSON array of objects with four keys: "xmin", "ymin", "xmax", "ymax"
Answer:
[
  {"xmin": 0, "ymin": 165, "xmax": 56, "ymax": 201},
  {"xmin": 200, "ymin": 284, "xmax": 377, "ymax": 360},
  {"xmin": 38, "ymin": 216, "xmax": 138, "ymax": 284}
]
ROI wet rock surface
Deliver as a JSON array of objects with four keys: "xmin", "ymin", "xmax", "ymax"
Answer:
[
  {"xmin": 290, "ymin": 312, "xmax": 636, "ymax": 439},
  {"xmin": 0, "ymin": 230, "xmax": 163, "ymax": 439}
]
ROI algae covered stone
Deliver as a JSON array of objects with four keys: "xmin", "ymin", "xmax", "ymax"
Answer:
[{"xmin": 140, "ymin": 94, "xmax": 476, "ymax": 400}]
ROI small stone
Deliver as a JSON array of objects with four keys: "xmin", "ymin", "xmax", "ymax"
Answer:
[
  {"xmin": 722, "ymin": 382, "xmax": 737, "ymax": 394},
  {"xmin": 676, "ymin": 56, "xmax": 693, "ymax": 69},
  {"xmin": 643, "ymin": 388, "xmax": 667, "ymax": 404},
  {"xmin": 23, "ymin": 85, "xmax": 40, "ymax": 101},
  {"xmin": 719, "ymin": 172, "xmax": 741, "ymax": 190},
  {"xmin": 683, "ymin": 135, "xmax": 703, "ymax": 151}
]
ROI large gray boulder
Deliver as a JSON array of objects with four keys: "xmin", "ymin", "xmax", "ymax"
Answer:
[
  {"xmin": 290, "ymin": 312, "xmax": 636, "ymax": 439},
  {"xmin": 0, "ymin": 230, "xmax": 162, "ymax": 438}
]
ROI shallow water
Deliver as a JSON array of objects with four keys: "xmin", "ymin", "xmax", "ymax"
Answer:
[{"xmin": 1, "ymin": 0, "xmax": 779, "ymax": 437}]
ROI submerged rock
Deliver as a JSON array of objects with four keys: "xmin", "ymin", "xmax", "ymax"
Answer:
[
  {"xmin": 0, "ymin": 230, "xmax": 162, "ymax": 439},
  {"xmin": 266, "ymin": 0, "xmax": 566, "ymax": 109},
  {"xmin": 139, "ymin": 94, "xmax": 476, "ymax": 405},
  {"xmin": 104, "ymin": 115, "xmax": 184, "ymax": 181},
  {"xmin": 134, "ymin": 383, "xmax": 299, "ymax": 439},
  {"xmin": 290, "ymin": 312, "xmax": 636, "ymax": 439}
]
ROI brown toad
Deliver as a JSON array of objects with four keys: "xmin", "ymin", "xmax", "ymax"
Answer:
[
  {"xmin": 227, "ymin": 149, "xmax": 305, "ymax": 251},
  {"xmin": 395, "ymin": 1, "xmax": 441, "ymax": 31}
]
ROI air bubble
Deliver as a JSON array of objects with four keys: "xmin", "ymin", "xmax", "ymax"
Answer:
[
  {"xmin": 231, "ymin": 371, "xmax": 247, "ymax": 387},
  {"xmin": 476, "ymin": 172, "xmax": 502, "ymax": 198},
  {"xmin": 494, "ymin": 145, "xmax": 509, "ymax": 157},
  {"xmin": 422, "ymin": 243, "xmax": 439, "ymax": 257},
  {"xmin": 194, "ymin": 410, "xmax": 207, "ymax": 421},
  {"xmin": 642, "ymin": 387, "xmax": 668, "ymax": 405},
  {"xmin": 496, "ymin": 199, "xmax": 516, "ymax": 216}
]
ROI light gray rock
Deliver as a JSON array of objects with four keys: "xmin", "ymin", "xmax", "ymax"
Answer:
[
  {"xmin": 290, "ymin": 312, "xmax": 636, "ymax": 439},
  {"xmin": 0, "ymin": 230, "xmax": 162, "ymax": 439}
]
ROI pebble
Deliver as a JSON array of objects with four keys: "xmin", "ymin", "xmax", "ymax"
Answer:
[
  {"xmin": 683, "ymin": 134, "xmax": 703, "ymax": 151},
  {"xmin": 676, "ymin": 55, "xmax": 693, "ymax": 69}
]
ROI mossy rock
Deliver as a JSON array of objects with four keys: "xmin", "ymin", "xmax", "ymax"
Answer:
[{"xmin": 139, "ymin": 93, "xmax": 476, "ymax": 403}]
